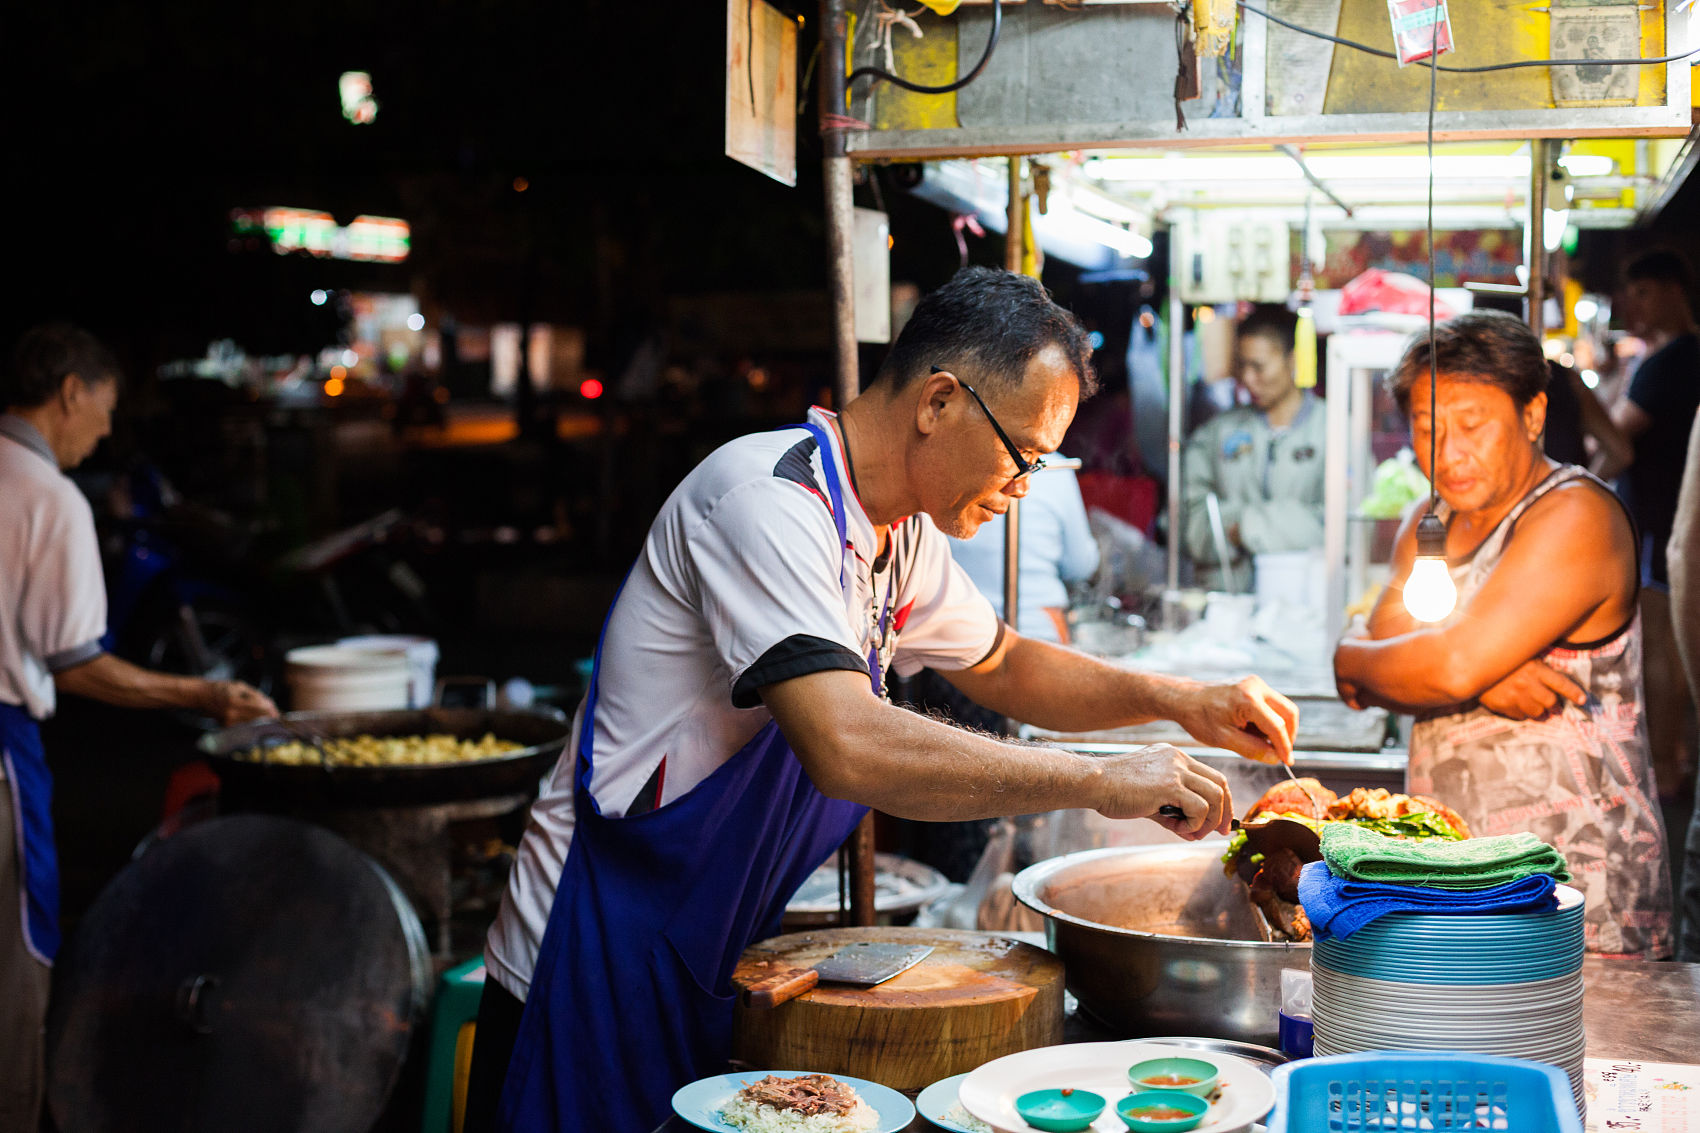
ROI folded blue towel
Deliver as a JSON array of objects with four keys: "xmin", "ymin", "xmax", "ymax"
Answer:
[{"xmin": 1298, "ymin": 859, "xmax": 1560, "ymax": 942}]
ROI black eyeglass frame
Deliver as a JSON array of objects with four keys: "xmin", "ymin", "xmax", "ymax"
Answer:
[{"xmin": 929, "ymin": 365, "xmax": 1046, "ymax": 479}]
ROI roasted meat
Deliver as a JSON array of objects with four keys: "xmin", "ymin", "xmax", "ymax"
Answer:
[
  {"xmin": 1257, "ymin": 846, "xmax": 1307, "ymax": 903},
  {"xmin": 1245, "ymin": 778, "xmax": 1337, "ymax": 821},
  {"xmin": 1247, "ymin": 850, "xmax": 1311, "ymax": 941},
  {"xmin": 737, "ymin": 1074, "xmax": 859, "ymax": 1117},
  {"xmin": 1326, "ymin": 787, "xmax": 1470, "ymax": 837}
]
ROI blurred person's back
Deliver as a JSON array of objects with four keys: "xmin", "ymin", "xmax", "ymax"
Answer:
[{"xmin": 946, "ymin": 463, "xmax": 1099, "ymax": 643}]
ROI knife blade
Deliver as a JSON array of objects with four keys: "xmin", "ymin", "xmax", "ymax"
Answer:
[
  {"xmin": 1279, "ymin": 754, "xmax": 1327, "ymax": 816},
  {"xmin": 739, "ymin": 942, "xmax": 934, "ymax": 1009}
]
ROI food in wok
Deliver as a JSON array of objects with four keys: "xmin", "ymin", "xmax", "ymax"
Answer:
[
  {"xmin": 243, "ymin": 732, "xmax": 525, "ymax": 767},
  {"xmin": 1221, "ymin": 780, "xmax": 1470, "ymax": 941}
]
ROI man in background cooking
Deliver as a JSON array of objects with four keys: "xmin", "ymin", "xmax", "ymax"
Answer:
[
  {"xmin": 1610, "ymin": 250, "xmax": 1700, "ymax": 805},
  {"xmin": 1334, "ymin": 310, "xmax": 1671, "ymax": 958},
  {"xmin": 0, "ymin": 324, "xmax": 277, "ymax": 1129},
  {"xmin": 467, "ymin": 268, "xmax": 1300, "ymax": 1133},
  {"xmin": 1181, "ymin": 305, "xmax": 1326, "ymax": 592}
]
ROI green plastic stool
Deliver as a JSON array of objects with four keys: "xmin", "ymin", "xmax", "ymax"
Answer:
[{"xmin": 421, "ymin": 956, "xmax": 487, "ymax": 1133}]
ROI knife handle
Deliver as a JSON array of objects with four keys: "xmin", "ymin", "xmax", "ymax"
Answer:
[
  {"xmin": 1158, "ymin": 804, "xmax": 1241, "ymax": 830},
  {"xmin": 740, "ymin": 966, "xmax": 820, "ymax": 1009}
]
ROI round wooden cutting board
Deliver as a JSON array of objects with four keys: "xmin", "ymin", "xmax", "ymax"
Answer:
[{"xmin": 731, "ymin": 927, "xmax": 1065, "ymax": 1091}]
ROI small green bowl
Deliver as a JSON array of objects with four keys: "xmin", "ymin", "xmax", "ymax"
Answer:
[
  {"xmin": 1125, "ymin": 1056, "xmax": 1220, "ymax": 1098},
  {"xmin": 1116, "ymin": 1090, "xmax": 1210, "ymax": 1132},
  {"xmin": 1014, "ymin": 1087, "xmax": 1107, "ymax": 1132}
]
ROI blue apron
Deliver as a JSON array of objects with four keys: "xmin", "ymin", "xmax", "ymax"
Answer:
[
  {"xmin": 1, "ymin": 701, "xmax": 58, "ymax": 963},
  {"xmin": 498, "ymin": 420, "xmax": 876, "ymax": 1133}
]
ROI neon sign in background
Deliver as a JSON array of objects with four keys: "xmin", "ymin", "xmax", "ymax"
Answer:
[{"xmin": 230, "ymin": 207, "xmax": 410, "ymax": 263}]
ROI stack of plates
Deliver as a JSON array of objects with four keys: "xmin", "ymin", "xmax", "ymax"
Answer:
[{"xmin": 1310, "ymin": 884, "xmax": 1586, "ymax": 1115}]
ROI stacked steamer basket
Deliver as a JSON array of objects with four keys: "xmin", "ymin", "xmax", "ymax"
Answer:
[{"xmin": 1309, "ymin": 884, "xmax": 1587, "ymax": 1116}]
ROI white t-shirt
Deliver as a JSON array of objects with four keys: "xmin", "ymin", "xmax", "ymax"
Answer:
[
  {"xmin": 484, "ymin": 407, "xmax": 1000, "ymax": 999},
  {"xmin": 0, "ymin": 416, "xmax": 108, "ymax": 724}
]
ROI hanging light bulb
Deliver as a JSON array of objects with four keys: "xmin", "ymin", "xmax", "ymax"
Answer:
[{"xmin": 1404, "ymin": 513, "xmax": 1457, "ymax": 622}]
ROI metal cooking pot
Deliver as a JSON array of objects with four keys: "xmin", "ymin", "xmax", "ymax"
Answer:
[
  {"xmin": 198, "ymin": 706, "xmax": 571, "ymax": 807},
  {"xmin": 1013, "ymin": 843, "xmax": 1309, "ymax": 1045}
]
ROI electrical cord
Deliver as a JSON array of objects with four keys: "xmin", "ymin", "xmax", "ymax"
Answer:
[
  {"xmin": 1238, "ymin": 0, "xmax": 1700, "ymax": 72},
  {"xmin": 847, "ymin": 0, "xmax": 1002, "ymax": 93},
  {"xmin": 1426, "ymin": 9, "xmax": 1438, "ymax": 518}
]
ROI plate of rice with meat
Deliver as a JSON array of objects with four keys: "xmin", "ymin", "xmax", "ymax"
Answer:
[{"xmin": 671, "ymin": 1070, "xmax": 914, "ymax": 1133}]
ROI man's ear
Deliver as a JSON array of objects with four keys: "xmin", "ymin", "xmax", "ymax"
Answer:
[
  {"xmin": 915, "ymin": 367, "xmax": 956, "ymax": 438},
  {"xmin": 58, "ymin": 372, "xmax": 85, "ymax": 410},
  {"xmin": 1524, "ymin": 390, "xmax": 1548, "ymax": 442}
]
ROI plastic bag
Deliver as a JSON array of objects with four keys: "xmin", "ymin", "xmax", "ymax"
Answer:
[{"xmin": 1338, "ymin": 268, "xmax": 1458, "ymax": 320}]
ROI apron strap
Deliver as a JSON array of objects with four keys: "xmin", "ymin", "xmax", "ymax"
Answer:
[
  {"xmin": 577, "ymin": 419, "xmax": 856, "ymax": 799},
  {"xmin": 801, "ymin": 419, "xmax": 850, "ymax": 589}
]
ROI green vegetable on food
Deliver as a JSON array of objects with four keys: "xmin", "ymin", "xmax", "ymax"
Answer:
[{"xmin": 1220, "ymin": 807, "xmax": 1462, "ymax": 872}]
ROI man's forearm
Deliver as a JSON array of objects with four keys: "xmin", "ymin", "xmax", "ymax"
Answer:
[
  {"xmin": 944, "ymin": 635, "xmax": 1198, "ymax": 733},
  {"xmin": 764, "ymin": 670, "xmax": 1233, "ymax": 832},
  {"xmin": 813, "ymin": 700, "xmax": 1109, "ymax": 820},
  {"xmin": 54, "ymin": 652, "xmax": 210, "ymax": 713}
]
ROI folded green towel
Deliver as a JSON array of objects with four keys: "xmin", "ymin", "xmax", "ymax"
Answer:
[{"xmin": 1320, "ymin": 823, "xmax": 1572, "ymax": 889}]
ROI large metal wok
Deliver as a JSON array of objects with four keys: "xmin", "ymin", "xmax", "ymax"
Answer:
[
  {"xmin": 198, "ymin": 707, "xmax": 571, "ymax": 807},
  {"xmin": 1013, "ymin": 842, "xmax": 1308, "ymax": 1045}
]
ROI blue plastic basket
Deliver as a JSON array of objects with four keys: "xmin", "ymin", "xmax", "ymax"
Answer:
[{"xmin": 1268, "ymin": 1052, "xmax": 1582, "ymax": 1133}]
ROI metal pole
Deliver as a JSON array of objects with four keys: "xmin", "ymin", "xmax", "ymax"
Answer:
[
  {"xmin": 1001, "ymin": 157, "xmax": 1025, "ymax": 633},
  {"xmin": 1166, "ymin": 240, "xmax": 1184, "ymax": 600},
  {"xmin": 1005, "ymin": 157, "xmax": 1023, "ymax": 273},
  {"xmin": 1323, "ymin": 341, "xmax": 1350, "ymax": 645},
  {"xmin": 1528, "ymin": 139, "xmax": 1548, "ymax": 338},
  {"xmin": 822, "ymin": 0, "xmax": 859, "ymax": 411},
  {"xmin": 1002, "ymin": 498, "xmax": 1022, "ymax": 634},
  {"xmin": 820, "ymin": 0, "xmax": 875, "ymax": 927}
]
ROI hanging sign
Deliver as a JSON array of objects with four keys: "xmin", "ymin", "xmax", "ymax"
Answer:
[{"xmin": 1386, "ymin": 0, "xmax": 1454, "ymax": 66}]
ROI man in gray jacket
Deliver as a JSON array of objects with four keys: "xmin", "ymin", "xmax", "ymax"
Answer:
[{"xmin": 1182, "ymin": 305, "xmax": 1326, "ymax": 592}]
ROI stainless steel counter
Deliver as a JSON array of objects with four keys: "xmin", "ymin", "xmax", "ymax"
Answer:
[{"xmin": 1580, "ymin": 958, "xmax": 1700, "ymax": 1062}]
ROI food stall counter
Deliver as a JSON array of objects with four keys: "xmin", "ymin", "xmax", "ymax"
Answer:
[{"xmin": 651, "ymin": 957, "xmax": 1700, "ymax": 1132}]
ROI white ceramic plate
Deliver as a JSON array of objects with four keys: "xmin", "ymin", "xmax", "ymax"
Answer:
[
  {"xmin": 958, "ymin": 1041, "xmax": 1274, "ymax": 1133},
  {"xmin": 917, "ymin": 1073, "xmax": 991, "ymax": 1132},
  {"xmin": 671, "ymin": 1071, "xmax": 915, "ymax": 1133}
]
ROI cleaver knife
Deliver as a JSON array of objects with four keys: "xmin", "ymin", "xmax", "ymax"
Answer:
[{"xmin": 738, "ymin": 942, "xmax": 934, "ymax": 1009}]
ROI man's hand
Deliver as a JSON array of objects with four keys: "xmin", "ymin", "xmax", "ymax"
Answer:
[
  {"xmin": 1092, "ymin": 744, "xmax": 1233, "ymax": 839},
  {"xmin": 1477, "ymin": 660, "xmax": 1586, "ymax": 721},
  {"xmin": 1179, "ymin": 675, "xmax": 1298, "ymax": 765},
  {"xmin": 201, "ymin": 680, "xmax": 279, "ymax": 726}
]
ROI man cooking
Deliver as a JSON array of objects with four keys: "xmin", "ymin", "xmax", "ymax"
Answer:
[
  {"xmin": 467, "ymin": 268, "xmax": 1300, "ymax": 1133},
  {"xmin": 1181, "ymin": 304, "xmax": 1326, "ymax": 591},
  {"xmin": 1334, "ymin": 310, "xmax": 1671, "ymax": 958},
  {"xmin": 1, "ymin": 323, "xmax": 278, "ymax": 1128}
]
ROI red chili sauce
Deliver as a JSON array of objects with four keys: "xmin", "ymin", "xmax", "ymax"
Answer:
[{"xmin": 1138, "ymin": 1075, "xmax": 1200, "ymax": 1087}]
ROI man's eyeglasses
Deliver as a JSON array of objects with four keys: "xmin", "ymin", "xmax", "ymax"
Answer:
[{"xmin": 931, "ymin": 366, "xmax": 1046, "ymax": 479}]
